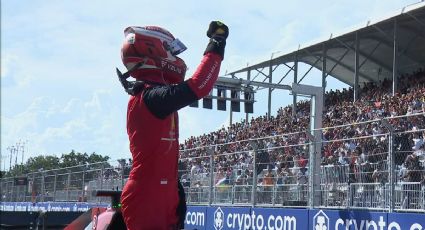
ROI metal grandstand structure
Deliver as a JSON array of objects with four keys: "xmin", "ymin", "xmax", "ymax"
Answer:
[
  {"xmin": 223, "ymin": 2, "xmax": 425, "ymax": 116},
  {"xmin": 209, "ymin": 1, "xmax": 425, "ymax": 210}
]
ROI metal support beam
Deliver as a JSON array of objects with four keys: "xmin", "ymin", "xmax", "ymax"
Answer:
[
  {"xmin": 322, "ymin": 44, "xmax": 327, "ymax": 97},
  {"xmin": 334, "ymin": 37, "xmax": 393, "ymax": 73},
  {"xmin": 393, "ymin": 19, "xmax": 398, "ymax": 95},
  {"xmin": 406, "ymin": 11, "xmax": 425, "ymax": 29},
  {"xmin": 381, "ymin": 119, "xmax": 395, "ymax": 213},
  {"xmin": 229, "ymin": 107, "xmax": 233, "ymax": 126},
  {"xmin": 273, "ymin": 66, "xmax": 294, "ymax": 91},
  {"xmin": 246, "ymin": 70, "xmax": 251, "ymax": 123},
  {"xmin": 325, "ymin": 55, "xmax": 376, "ymax": 82},
  {"xmin": 372, "ymin": 24, "xmax": 394, "ymax": 41},
  {"xmin": 283, "ymin": 62, "xmax": 296, "ymax": 71},
  {"xmin": 354, "ymin": 32, "xmax": 360, "ymax": 101},
  {"xmin": 325, "ymin": 48, "xmax": 351, "ymax": 78},
  {"xmin": 367, "ymin": 30, "xmax": 422, "ymax": 67},
  {"xmin": 253, "ymin": 68, "xmax": 269, "ymax": 80},
  {"xmin": 298, "ymin": 60, "xmax": 318, "ymax": 83},
  {"xmin": 358, "ymin": 40, "xmax": 382, "ymax": 71},
  {"xmin": 303, "ymin": 48, "xmax": 375, "ymax": 83},
  {"xmin": 302, "ymin": 59, "xmax": 354, "ymax": 86},
  {"xmin": 291, "ymin": 83, "xmax": 323, "ymax": 208},
  {"xmin": 216, "ymin": 77, "xmax": 291, "ymax": 91},
  {"xmin": 293, "ymin": 54, "xmax": 298, "ymax": 117},
  {"xmin": 268, "ymin": 62, "xmax": 273, "ymax": 119}
]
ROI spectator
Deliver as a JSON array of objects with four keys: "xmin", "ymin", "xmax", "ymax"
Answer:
[
  {"xmin": 262, "ymin": 167, "xmax": 275, "ymax": 203},
  {"xmin": 297, "ymin": 166, "xmax": 308, "ymax": 201},
  {"xmin": 177, "ymin": 68, "xmax": 425, "ymax": 208}
]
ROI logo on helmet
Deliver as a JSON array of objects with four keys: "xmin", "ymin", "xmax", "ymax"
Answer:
[
  {"xmin": 126, "ymin": 33, "xmax": 136, "ymax": 44},
  {"xmin": 161, "ymin": 60, "xmax": 184, "ymax": 74}
]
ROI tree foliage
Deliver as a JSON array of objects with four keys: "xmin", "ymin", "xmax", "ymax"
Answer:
[{"xmin": 4, "ymin": 150, "xmax": 110, "ymax": 177}]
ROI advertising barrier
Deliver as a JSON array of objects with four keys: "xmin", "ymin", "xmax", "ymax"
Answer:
[
  {"xmin": 2, "ymin": 203, "xmax": 424, "ymax": 229},
  {"xmin": 309, "ymin": 209, "xmax": 388, "ymax": 230},
  {"xmin": 387, "ymin": 213, "xmax": 425, "ymax": 230},
  {"xmin": 185, "ymin": 206, "xmax": 425, "ymax": 230},
  {"xmin": 185, "ymin": 206, "xmax": 207, "ymax": 229},
  {"xmin": 206, "ymin": 206, "xmax": 251, "ymax": 230},
  {"xmin": 249, "ymin": 208, "xmax": 307, "ymax": 230},
  {"xmin": 0, "ymin": 201, "xmax": 108, "ymax": 212}
]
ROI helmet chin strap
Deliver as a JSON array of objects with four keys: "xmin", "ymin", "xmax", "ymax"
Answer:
[{"xmin": 118, "ymin": 57, "xmax": 149, "ymax": 80}]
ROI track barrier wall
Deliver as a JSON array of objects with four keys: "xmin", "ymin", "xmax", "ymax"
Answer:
[
  {"xmin": 1, "ymin": 202, "xmax": 424, "ymax": 229},
  {"xmin": 184, "ymin": 206, "xmax": 425, "ymax": 230}
]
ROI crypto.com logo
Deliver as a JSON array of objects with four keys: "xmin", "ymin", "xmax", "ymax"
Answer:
[
  {"xmin": 313, "ymin": 210, "xmax": 329, "ymax": 230},
  {"xmin": 214, "ymin": 207, "xmax": 225, "ymax": 230}
]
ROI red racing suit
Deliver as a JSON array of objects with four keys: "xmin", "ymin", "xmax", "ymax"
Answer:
[{"xmin": 121, "ymin": 52, "xmax": 222, "ymax": 230}]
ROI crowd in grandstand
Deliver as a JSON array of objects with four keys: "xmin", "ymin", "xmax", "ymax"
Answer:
[{"xmin": 178, "ymin": 68, "xmax": 425, "ymax": 203}]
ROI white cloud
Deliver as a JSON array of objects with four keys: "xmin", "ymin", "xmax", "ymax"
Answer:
[
  {"xmin": 1, "ymin": 0, "xmax": 421, "ymax": 169},
  {"xmin": 1, "ymin": 54, "xmax": 16, "ymax": 79}
]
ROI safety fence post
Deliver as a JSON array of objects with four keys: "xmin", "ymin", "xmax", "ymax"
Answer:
[
  {"xmin": 208, "ymin": 147, "xmax": 214, "ymax": 206},
  {"xmin": 250, "ymin": 140, "xmax": 258, "ymax": 207}
]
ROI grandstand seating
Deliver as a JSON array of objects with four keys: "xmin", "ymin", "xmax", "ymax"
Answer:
[{"xmin": 178, "ymin": 68, "xmax": 425, "ymax": 210}]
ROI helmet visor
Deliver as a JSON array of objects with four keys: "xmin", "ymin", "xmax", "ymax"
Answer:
[{"xmin": 169, "ymin": 38, "xmax": 187, "ymax": 56}]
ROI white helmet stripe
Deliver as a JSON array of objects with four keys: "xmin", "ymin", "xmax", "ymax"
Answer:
[{"xmin": 126, "ymin": 26, "xmax": 174, "ymax": 43}]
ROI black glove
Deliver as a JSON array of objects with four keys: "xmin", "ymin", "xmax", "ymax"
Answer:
[
  {"xmin": 204, "ymin": 21, "xmax": 229, "ymax": 59},
  {"xmin": 206, "ymin": 21, "xmax": 229, "ymax": 39},
  {"xmin": 116, "ymin": 67, "xmax": 145, "ymax": 96}
]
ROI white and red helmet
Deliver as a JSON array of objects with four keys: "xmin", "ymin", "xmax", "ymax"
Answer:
[{"xmin": 121, "ymin": 26, "xmax": 187, "ymax": 84}]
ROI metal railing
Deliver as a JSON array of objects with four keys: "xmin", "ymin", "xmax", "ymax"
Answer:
[{"xmin": 1, "ymin": 113, "xmax": 424, "ymax": 213}]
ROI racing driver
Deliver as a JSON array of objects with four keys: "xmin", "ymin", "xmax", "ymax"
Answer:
[{"xmin": 117, "ymin": 21, "xmax": 229, "ymax": 229}]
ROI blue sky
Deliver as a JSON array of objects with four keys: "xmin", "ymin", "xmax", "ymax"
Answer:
[{"xmin": 1, "ymin": 0, "xmax": 420, "ymax": 169}]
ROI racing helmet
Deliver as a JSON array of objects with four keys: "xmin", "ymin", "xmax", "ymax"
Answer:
[{"xmin": 121, "ymin": 26, "xmax": 187, "ymax": 84}]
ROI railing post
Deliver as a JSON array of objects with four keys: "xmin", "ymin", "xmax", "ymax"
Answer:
[
  {"xmin": 382, "ymin": 119, "xmax": 395, "ymax": 212},
  {"xmin": 66, "ymin": 171, "xmax": 71, "ymax": 201},
  {"xmin": 53, "ymin": 172, "xmax": 57, "ymax": 202},
  {"xmin": 250, "ymin": 140, "xmax": 258, "ymax": 207},
  {"xmin": 100, "ymin": 165, "xmax": 104, "ymax": 190},
  {"xmin": 3, "ymin": 179, "xmax": 8, "ymax": 201},
  {"xmin": 207, "ymin": 147, "xmax": 214, "ymax": 206},
  {"xmin": 348, "ymin": 183, "xmax": 353, "ymax": 208},
  {"xmin": 306, "ymin": 131, "xmax": 319, "ymax": 209},
  {"xmin": 11, "ymin": 177, "xmax": 16, "ymax": 202},
  {"xmin": 388, "ymin": 131, "xmax": 395, "ymax": 212},
  {"xmin": 41, "ymin": 170, "xmax": 45, "ymax": 202},
  {"xmin": 81, "ymin": 167, "xmax": 86, "ymax": 202},
  {"xmin": 120, "ymin": 161, "xmax": 125, "ymax": 189},
  {"xmin": 231, "ymin": 185, "xmax": 235, "ymax": 204},
  {"xmin": 31, "ymin": 173, "xmax": 35, "ymax": 202}
]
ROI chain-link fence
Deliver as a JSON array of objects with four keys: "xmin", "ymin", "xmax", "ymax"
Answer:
[{"xmin": 1, "ymin": 113, "xmax": 424, "ymax": 212}]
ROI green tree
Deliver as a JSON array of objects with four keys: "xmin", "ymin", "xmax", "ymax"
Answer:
[
  {"xmin": 60, "ymin": 150, "xmax": 89, "ymax": 168},
  {"xmin": 4, "ymin": 155, "xmax": 60, "ymax": 177},
  {"xmin": 87, "ymin": 152, "xmax": 110, "ymax": 166},
  {"xmin": 59, "ymin": 150, "xmax": 110, "ymax": 168},
  {"xmin": 3, "ymin": 150, "xmax": 111, "ymax": 177}
]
